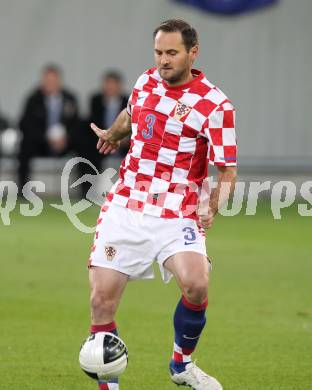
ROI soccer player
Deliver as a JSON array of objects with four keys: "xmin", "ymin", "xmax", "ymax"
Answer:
[{"xmin": 86, "ymin": 19, "xmax": 237, "ymax": 390}]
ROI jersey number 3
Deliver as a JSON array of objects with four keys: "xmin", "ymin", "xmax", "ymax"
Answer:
[{"xmin": 142, "ymin": 113, "xmax": 155, "ymax": 140}]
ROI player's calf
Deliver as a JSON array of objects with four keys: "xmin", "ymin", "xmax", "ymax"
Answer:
[
  {"xmin": 171, "ymin": 296, "xmax": 208, "ymax": 372},
  {"xmin": 86, "ymin": 267, "xmax": 128, "ymax": 389},
  {"xmin": 89, "ymin": 266, "xmax": 128, "ymax": 324},
  {"xmin": 90, "ymin": 291, "xmax": 119, "ymax": 324},
  {"xmin": 168, "ymin": 295, "xmax": 223, "ymax": 389}
]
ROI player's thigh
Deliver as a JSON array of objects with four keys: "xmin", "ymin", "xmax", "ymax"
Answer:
[
  {"xmin": 89, "ymin": 266, "xmax": 128, "ymax": 303},
  {"xmin": 164, "ymin": 251, "xmax": 210, "ymax": 291}
]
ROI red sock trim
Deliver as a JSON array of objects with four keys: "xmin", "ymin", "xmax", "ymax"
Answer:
[
  {"xmin": 98, "ymin": 384, "xmax": 109, "ymax": 390},
  {"xmin": 182, "ymin": 296, "xmax": 208, "ymax": 311},
  {"xmin": 173, "ymin": 351, "xmax": 184, "ymax": 362},
  {"xmin": 90, "ymin": 321, "xmax": 117, "ymax": 333},
  {"xmin": 182, "ymin": 347, "xmax": 194, "ymax": 355}
]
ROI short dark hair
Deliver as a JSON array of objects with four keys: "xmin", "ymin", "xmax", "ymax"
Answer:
[
  {"xmin": 42, "ymin": 63, "xmax": 62, "ymax": 76},
  {"xmin": 103, "ymin": 70, "xmax": 123, "ymax": 83},
  {"xmin": 153, "ymin": 19, "xmax": 199, "ymax": 52}
]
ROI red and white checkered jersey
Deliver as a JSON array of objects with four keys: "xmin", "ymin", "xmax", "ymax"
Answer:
[{"xmin": 103, "ymin": 67, "xmax": 237, "ymax": 220}]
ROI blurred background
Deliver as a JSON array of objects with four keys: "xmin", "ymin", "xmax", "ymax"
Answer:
[{"xmin": 0, "ymin": 0, "xmax": 311, "ymax": 196}]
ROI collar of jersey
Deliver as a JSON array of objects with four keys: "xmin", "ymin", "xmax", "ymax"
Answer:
[{"xmin": 161, "ymin": 69, "xmax": 204, "ymax": 91}]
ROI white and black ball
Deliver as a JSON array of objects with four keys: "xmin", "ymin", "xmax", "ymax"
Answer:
[{"xmin": 79, "ymin": 332, "xmax": 128, "ymax": 380}]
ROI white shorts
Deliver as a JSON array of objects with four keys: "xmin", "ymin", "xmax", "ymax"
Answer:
[{"xmin": 89, "ymin": 203, "xmax": 208, "ymax": 283}]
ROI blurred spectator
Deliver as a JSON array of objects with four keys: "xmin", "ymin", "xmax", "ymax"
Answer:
[
  {"xmin": 0, "ymin": 108, "xmax": 9, "ymax": 159},
  {"xmin": 90, "ymin": 71, "xmax": 128, "ymax": 129},
  {"xmin": 0, "ymin": 108, "xmax": 23, "ymax": 157},
  {"xmin": 17, "ymin": 64, "xmax": 79, "ymax": 191},
  {"xmin": 0, "ymin": 108, "xmax": 9, "ymax": 132},
  {"xmin": 71, "ymin": 71, "xmax": 129, "ymax": 198},
  {"xmin": 89, "ymin": 71, "xmax": 129, "ymax": 160}
]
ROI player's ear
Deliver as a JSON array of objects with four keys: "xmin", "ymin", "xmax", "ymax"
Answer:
[{"xmin": 189, "ymin": 45, "xmax": 199, "ymax": 61}]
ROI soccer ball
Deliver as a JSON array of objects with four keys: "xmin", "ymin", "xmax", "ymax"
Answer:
[{"xmin": 79, "ymin": 332, "xmax": 128, "ymax": 380}]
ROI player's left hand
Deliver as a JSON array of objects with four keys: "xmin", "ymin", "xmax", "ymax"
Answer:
[
  {"xmin": 90, "ymin": 123, "xmax": 120, "ymax": 155},
  {"xmin": 198, "ymin": 209, "xmax": 215, "ymax": 229}
]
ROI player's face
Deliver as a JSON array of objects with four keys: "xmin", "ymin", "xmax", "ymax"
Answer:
[{"xmin": 154, "ymin": 31, "xmax": 198, "ymax": 85}]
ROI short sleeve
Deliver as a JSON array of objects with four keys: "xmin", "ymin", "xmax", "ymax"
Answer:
[
  {"xmin": 202, "ymin": 101, "xmax": 237, "ymax": 166},
  {"xmin": 125, "ymin": 72, "xmax": 150, "ymax": 116},
  {"xmin": 126, "ymin": 93, "xmax": 132, "ymax": 115}
]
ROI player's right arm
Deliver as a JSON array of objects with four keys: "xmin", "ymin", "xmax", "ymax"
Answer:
[
  {"xmin": 90, "ymin": 108, "xmax": 131, "ymax": 155},
  {"xmin": 91, "ymin": 69, "xmax": 152, "ymax": 154}
]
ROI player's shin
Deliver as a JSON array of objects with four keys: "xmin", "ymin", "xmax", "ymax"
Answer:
[
  {"xmin": 90, "ymin": 322, "xmax": 120, "ymax": 390},
  {"xmin": 170, "ymin": 296, "xmax": 208, "ymax": 373}
]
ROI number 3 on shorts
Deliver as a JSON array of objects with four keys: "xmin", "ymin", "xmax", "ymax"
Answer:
[
  {"xmin": 183, "ymin": 227, "xmax": 196, "ymax": 242},
  {"xmin": 142, "ymin": 113, "xmax": 155, "ymax": 139}
]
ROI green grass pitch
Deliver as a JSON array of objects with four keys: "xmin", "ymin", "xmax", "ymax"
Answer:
[{"xmin": 0, "ymin": 201, "xmax": 311, "ymax": 389}]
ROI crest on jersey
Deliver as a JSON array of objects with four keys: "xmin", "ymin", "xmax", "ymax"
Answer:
[
  {"xmin": 173, "ymin": 101, "xmax": 192, "ymax": 121},
  {"xmin": 105, "ymin": 246, "xmax": 117, "ymax": 261}
]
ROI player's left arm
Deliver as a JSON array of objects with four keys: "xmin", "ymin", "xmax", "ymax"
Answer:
[
  {"xmin": 199, "ymin": 166, "xmax": 237, "ymax": 228},
  {"xmin": 199, "ymin": 100, "xmax": 237, "ymax": 228}
]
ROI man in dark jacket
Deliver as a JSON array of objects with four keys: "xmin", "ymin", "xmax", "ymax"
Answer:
[
  {"xmin": 18, "ymin": 64, "xmax": 79, "ymax": 191},
  {"xmin": 88, "ymin": 71, "xmax": 129, "ymax": 164},
  {"xmin": 90, "ymin": 71, "xmax": 128, "ymax": 131},
  {"xmin": 0, "ymin": 108, "xmax": 9, "ymax": 159},
  {"xmin": 0, "ymin": 109, "xmax": 8, "ymax": 132}
]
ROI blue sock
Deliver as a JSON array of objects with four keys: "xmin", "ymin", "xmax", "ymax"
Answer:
[{"xmin": 170, "ymin": 296, "xmax": 208, "ymax": 373}]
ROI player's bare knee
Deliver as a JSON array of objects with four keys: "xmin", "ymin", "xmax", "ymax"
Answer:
[
  {"xmin": 184, "ymin": 286, "xmax": 208, "ymax": 304},
  {"xmin": 182, "ymin": 275, "xmax": 208, "ymax": 304}
]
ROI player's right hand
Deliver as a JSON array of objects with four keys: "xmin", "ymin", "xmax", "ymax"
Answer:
[{"xmin": 90, "ymin": 123, "xmax": 120, "ymax": 155}]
